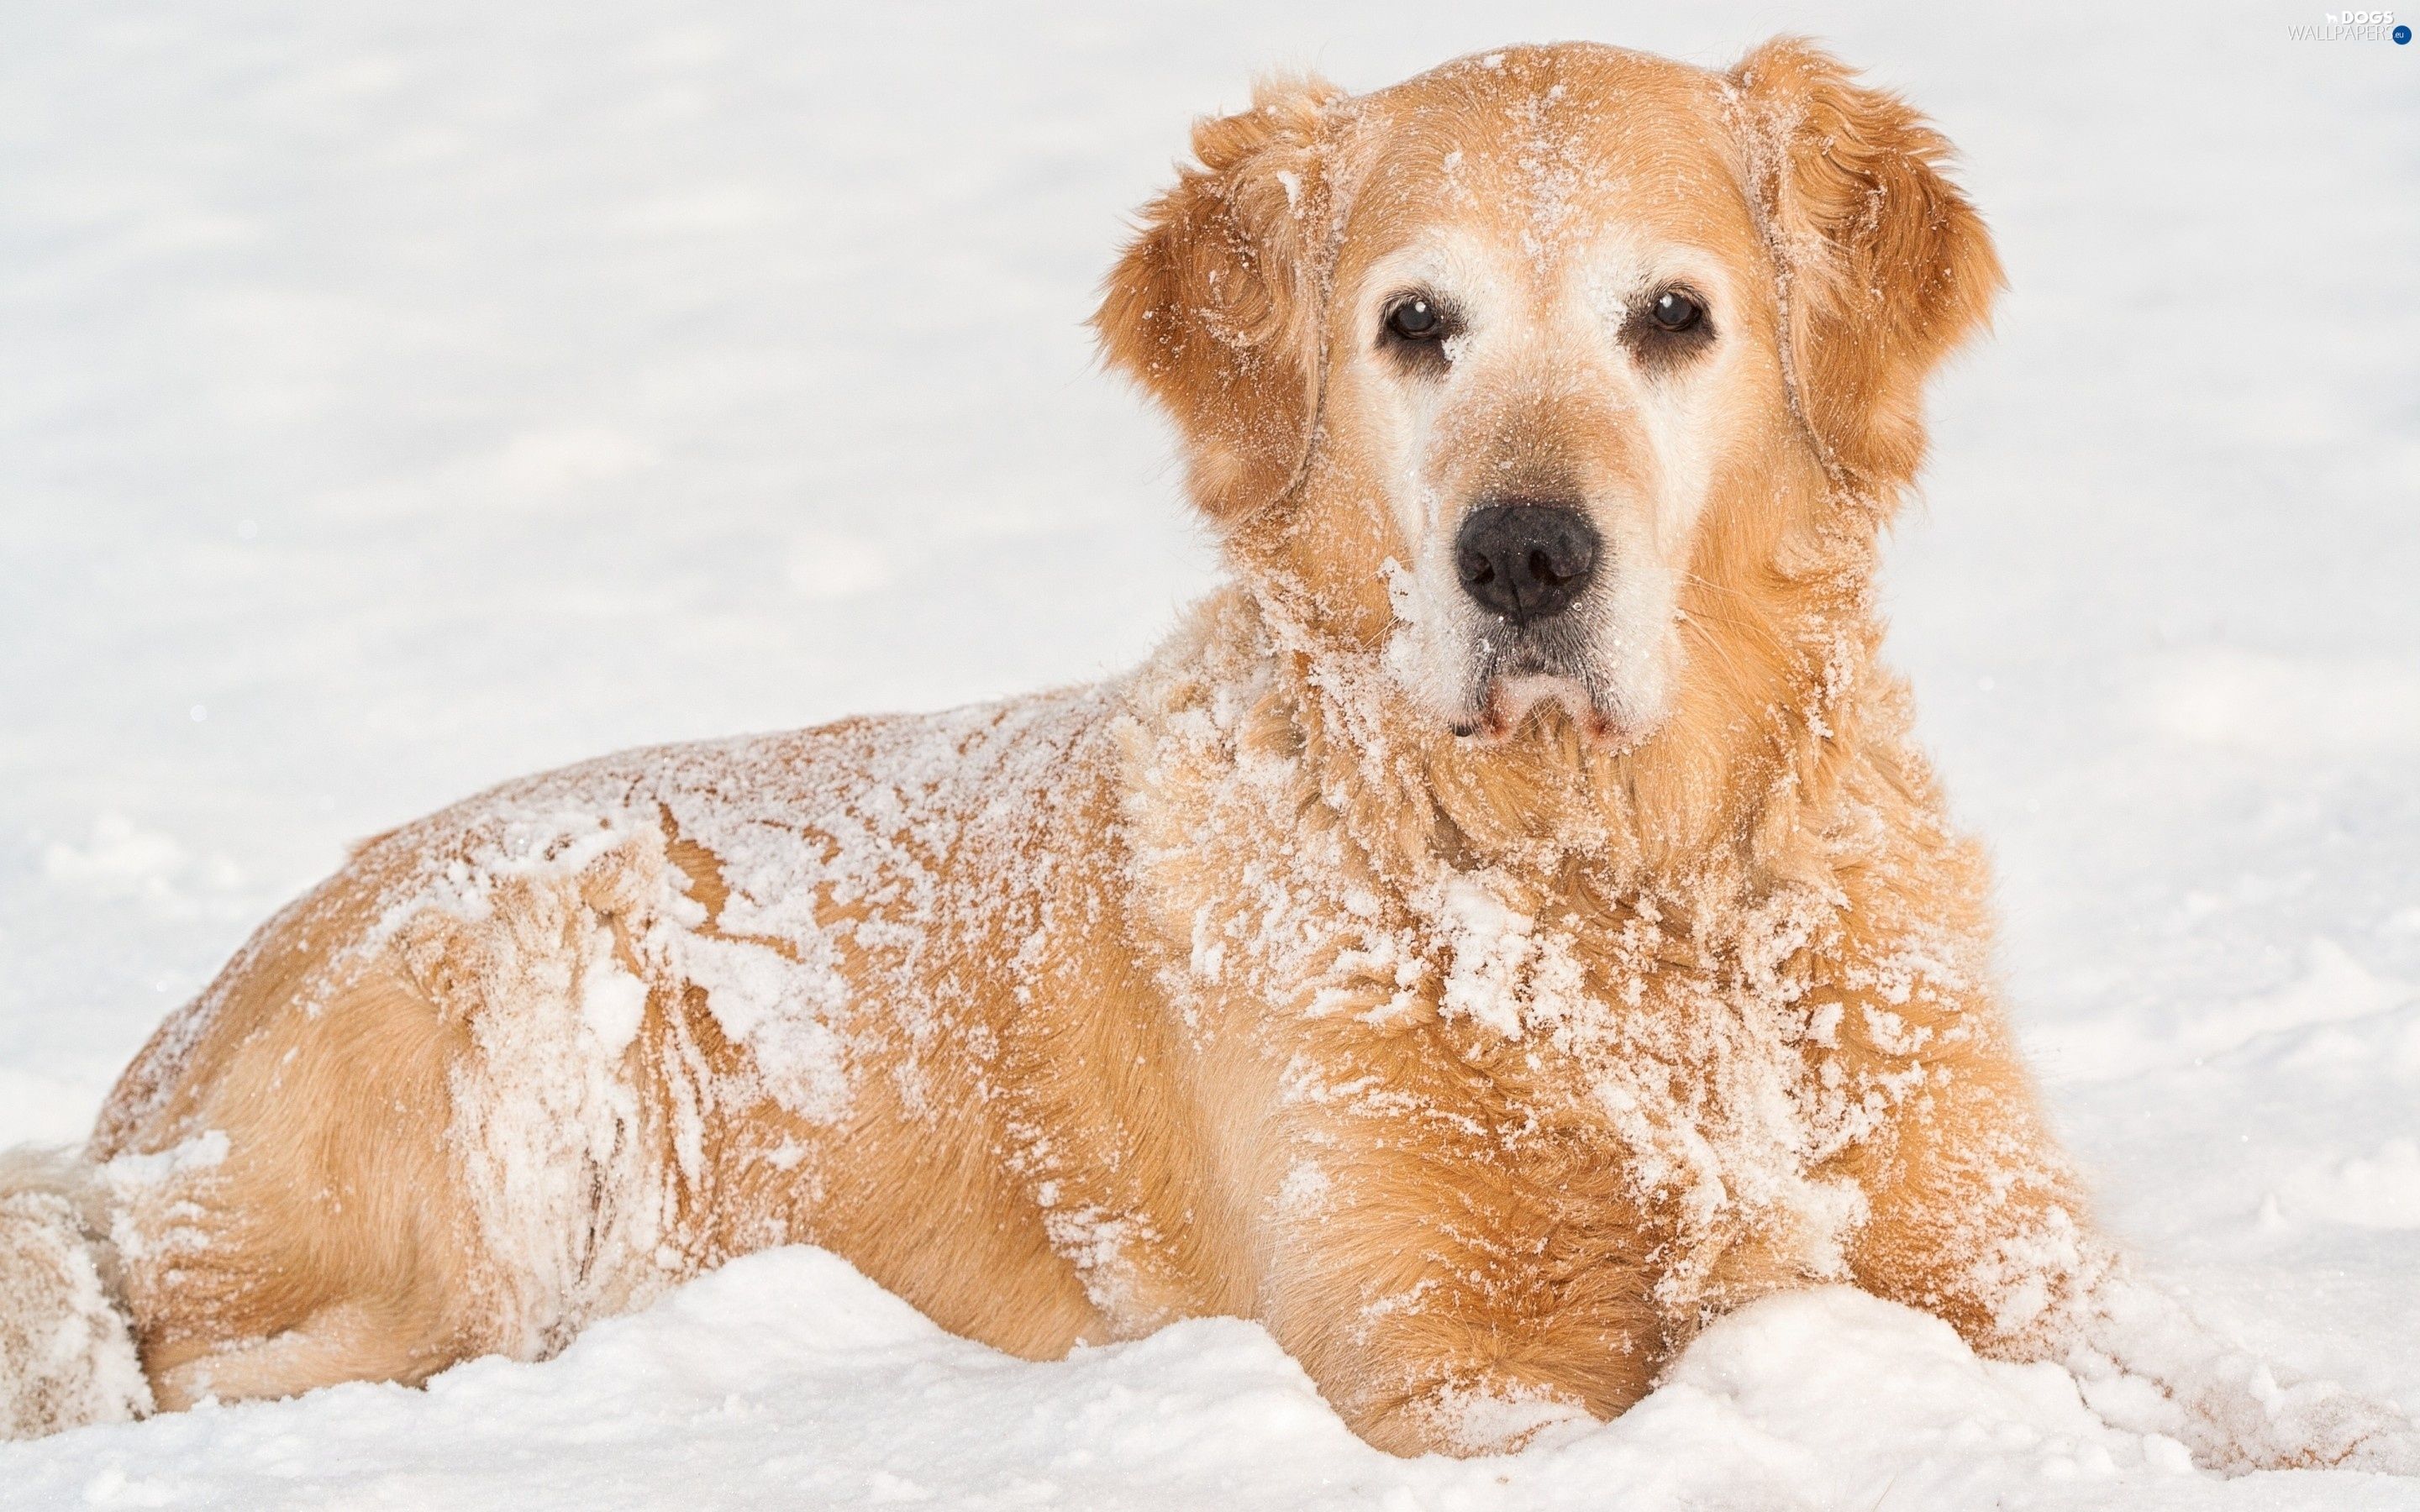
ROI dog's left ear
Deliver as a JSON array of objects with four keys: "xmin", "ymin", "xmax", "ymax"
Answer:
[
  {"xmin": 1093, "ymin": 76, "xmax": 1344, "ymax": 523},
  {"xmin": 1731, "ymin": 39, "xmax": 2004, "ymax": 497}
]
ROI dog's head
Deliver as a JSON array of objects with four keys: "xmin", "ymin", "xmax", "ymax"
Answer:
[{"xmin": 1098, "ymin": 40, "xmax": 2000, "ymax": 752}]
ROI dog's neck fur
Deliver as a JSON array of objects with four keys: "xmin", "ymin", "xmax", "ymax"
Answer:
[{"xmin": 1204, "ymin": 492, "xmax": 1894, "ymax": 954}]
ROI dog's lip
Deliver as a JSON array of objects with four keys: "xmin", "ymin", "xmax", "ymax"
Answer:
[{"xmin": 1456, "ymin": 672, "xmax": 1624, "ymax": 745}]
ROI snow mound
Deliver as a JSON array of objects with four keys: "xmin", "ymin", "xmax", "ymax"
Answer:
[{"xmin": 13, "ymin": 1252, "xmax": 2406, "ymax": 1509}]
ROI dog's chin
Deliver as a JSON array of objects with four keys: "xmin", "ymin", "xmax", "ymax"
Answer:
[{"xmin": 1451, "ymin": 674, "xmax": 1635, "ymax": 750}]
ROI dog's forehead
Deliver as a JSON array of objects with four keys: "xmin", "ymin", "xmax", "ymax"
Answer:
[{"xmin": 1341, "ymin": 44, "xmax": 1751, "ymax": 269}]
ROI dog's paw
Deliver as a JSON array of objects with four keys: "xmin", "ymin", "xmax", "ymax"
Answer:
[
  {"xmin": 2321, "ymin": 1402, "xmax": 2420, "ymax": 1477},
  {"xmin": 1343, "ymin": 1373, "xmax": 1599, "ymax": 1458},
  {"xmin": 2068, "ymin": 1333, "xmax": 2417, "ymax": 1474},
  {"xmin": 2218, "ymin": 1368, "xmax": 2417, "ymax": 1473},
  {"xmin": 2060, "ymin": 1272, "xmax": 2417, "ymax": 1475}
]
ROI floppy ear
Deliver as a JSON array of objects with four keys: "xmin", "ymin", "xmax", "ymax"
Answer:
[
  {"xmin": 1093, "ymin": 76, "xmax": 1344, "ymax": 522},
  {"xmin": 1730, "ymin": 39, "xmax": 2004, "ymax": 498}
]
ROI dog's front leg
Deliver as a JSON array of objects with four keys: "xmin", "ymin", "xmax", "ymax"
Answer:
[
  {"xmin": 1247, "ymin": 1127, "xmax": 1664, "ymax": 1457},
  {"xmin": 1840, "ymin": 1023, "xmax": 2418, "ymax": 1473}
]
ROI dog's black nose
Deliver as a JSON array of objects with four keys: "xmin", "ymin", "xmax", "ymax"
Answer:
[{"xmin": 1455, "ymin": 502, "xmax": 1599, "ymax": 625}]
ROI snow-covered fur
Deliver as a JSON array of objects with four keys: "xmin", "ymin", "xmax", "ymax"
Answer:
[
  {"xmin": 24, "ymin": 38, "xmax": 2415, "ymax": 1476},
  {"xmin": 0, "ymin": 1148, "xmax": 151, "ymax": 1437}
]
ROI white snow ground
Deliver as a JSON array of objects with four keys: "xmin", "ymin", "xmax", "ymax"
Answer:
[{"xmin": 2, "ymin": 1, "xmax": 2415, "ymax": 1505}]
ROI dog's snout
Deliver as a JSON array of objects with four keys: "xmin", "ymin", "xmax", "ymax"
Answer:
[{"xmin": 1455, "ymin": 502, "xmax": 1599, "ymax": 626}]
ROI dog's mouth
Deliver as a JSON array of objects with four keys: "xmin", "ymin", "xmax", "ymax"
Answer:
[{"xmin": 1451, "ymin": 623, "xmax": 1623, "ymax": 744}]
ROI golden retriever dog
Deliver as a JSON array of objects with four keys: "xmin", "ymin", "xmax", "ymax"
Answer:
[{"xmin": 2, "ymin": 39, "xmax": 2410, "ymax": 1472}]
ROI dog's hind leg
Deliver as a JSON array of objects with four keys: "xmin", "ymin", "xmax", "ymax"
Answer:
[
  {"xmin": 103, "ymin": 967, "xmax": 490, "ymax": 1413},
  {"xmin": 151, "ymin": 1298, "xmax": 454, "ymax": 1410}
]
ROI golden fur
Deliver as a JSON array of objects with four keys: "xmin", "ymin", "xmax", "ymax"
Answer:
[{"xmin": 22, "ymin": 39, "xmax": 2408, "ymax": 1469}]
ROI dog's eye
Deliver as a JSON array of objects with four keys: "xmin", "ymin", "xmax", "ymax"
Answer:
[
  {"xmin": 1647, "ymin": 290, "xmax": 1703, "ymax": 333},
  {"xmin": 1623, "ymin": 286, "xmax": 1716, "ymax": 372},
  {"xmin": 1384, "ymin": 296, "xmax": 1445, "ymax": 342}
]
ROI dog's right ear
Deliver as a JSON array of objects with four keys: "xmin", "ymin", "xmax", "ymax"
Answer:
[{"xmin": 1094, "ymin": 76, "xmax": 1344, "ymax": 523}]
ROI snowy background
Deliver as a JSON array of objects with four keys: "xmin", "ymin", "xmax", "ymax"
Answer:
[{"xmin": 3, "ymin": 0, "xmax": 2416, "ymax": 1505}]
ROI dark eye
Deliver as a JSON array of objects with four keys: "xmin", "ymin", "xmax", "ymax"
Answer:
[
  {"xmin": 1384, "ymin": 296, "xmax": 1444, "ymax": 341},
  {"xmin": 1623, "ymin": 286, "xmax": 1715, "ymax": 372},
  {"xmin": 1647, "ymin": 289, "xmax": 1703, "ymax": 333}
]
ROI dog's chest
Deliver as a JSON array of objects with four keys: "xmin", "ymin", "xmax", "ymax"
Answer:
[
  {"xmin": 1148, "ymin": 780, "xmax": 1883, "ymax": 1310},
  {"xmin": 1390, "ymin": 874, "xmax": 1872, "ymax": 1285}
]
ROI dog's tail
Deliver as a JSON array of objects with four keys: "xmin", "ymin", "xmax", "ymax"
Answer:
[{"xmin": 0, "ymin": 1146, "xmax": 151, "ymax": 1438}]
